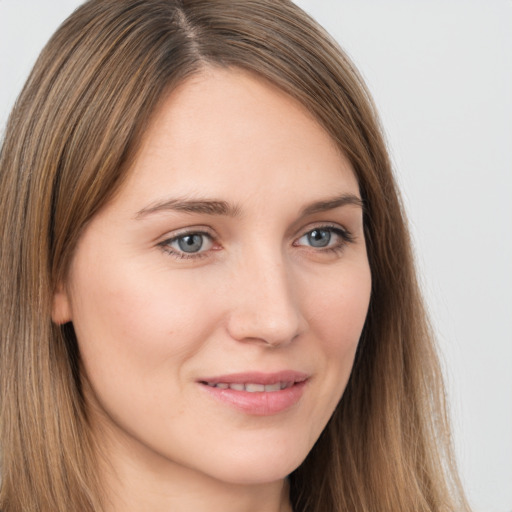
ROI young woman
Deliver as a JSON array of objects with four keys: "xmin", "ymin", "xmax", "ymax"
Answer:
[{"xmin": 0, "ymin": 1, "xmax": 471, "ymax": 511}]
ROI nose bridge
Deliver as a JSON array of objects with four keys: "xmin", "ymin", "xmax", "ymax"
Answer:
[{"xmin": 226, "ymin": 243, "xmax": 304, "ymax": 346}]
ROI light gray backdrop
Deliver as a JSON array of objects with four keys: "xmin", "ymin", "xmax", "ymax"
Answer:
[{"xmin": 1, "ymin": 1, "xmax": 511, "ymax": 511}]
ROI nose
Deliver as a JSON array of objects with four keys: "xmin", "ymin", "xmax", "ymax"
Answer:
[{"xmin": 225, "ymin": 251, "xmax": 306, "ymax": 347}]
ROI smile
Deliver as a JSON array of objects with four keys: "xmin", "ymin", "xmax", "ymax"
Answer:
[
  {"xmin": 198, "ymin": 371, "xmax": 309, "ymax": 415},
  {"xmin": 203, "ymin": 381, "xmax": 295, "ymax": 392}
]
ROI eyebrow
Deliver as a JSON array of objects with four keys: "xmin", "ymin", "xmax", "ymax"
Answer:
[
  {"xmin": 135, "ymin": 193, "xmax": 363, "ymax": 220},
  {"xmin": 135, "ymin": 198, "xmax": 242, "ymax": 219},
  {"xmin": 299, "ymin": 193, "xmax": 364, "ymax": 216}
]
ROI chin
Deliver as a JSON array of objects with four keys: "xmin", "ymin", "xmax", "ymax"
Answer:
[{"xmin": 192, "ymin": 438, "xmax": 310, "ymax": 486}]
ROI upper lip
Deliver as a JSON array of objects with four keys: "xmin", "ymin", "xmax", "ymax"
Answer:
[{"xmin": 198, "ymin": 370, "xmax": 309, "ymax": 385}]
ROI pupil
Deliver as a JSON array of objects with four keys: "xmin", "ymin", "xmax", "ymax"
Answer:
[
  {"xmin": 178, "ymin": 234, "xmax": 203, "ymax": 253},
  {"xmin": 308, "ymin": 229, "xmax": 331, "ymax": 248}
]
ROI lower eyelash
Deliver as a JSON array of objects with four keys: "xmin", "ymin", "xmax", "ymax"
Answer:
[
  {"xmin": 302, "ymin": 225, "xmax": 356, "ymax": 253},
  {"xmin": 325, "ymin": 231, "xmax": 355, "ymax": 254},
  {"xmin": 158, "ymin": 226, "xmax": 355, "ymax": 260},
  {"xmin": 158, "ymin": 231, "xmax": 214, "ymax": 260},
  {"xmin": 331, "ymin": 227, "xmax": 355, "ymax": 244},
  {"xmin": 160, "ymin": 247, "xmax": 211, "ymax": 260}
]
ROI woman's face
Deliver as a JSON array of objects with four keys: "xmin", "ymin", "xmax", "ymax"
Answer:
[{"xmin": 53, "ymin": 68, "xmax": 371, "ymax": 486}]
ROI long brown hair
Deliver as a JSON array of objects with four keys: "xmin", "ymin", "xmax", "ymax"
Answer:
[{"xmin": 0, "ymin": 1, "xmax": 470, "ymax": 510}]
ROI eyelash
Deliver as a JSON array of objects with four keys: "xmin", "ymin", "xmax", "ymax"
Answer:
[
  {"xmin": 158, "ymin": 224, "xmax": 355, "ymax": 261},
  {"xmin": 293, "ymin": 225, "xmax": 355, "ymax": 255},
  {"xmin": 158, "ymin": 229, "xmax": 215, "ymax": 260}
]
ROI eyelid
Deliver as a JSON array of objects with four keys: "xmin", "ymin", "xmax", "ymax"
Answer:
[
  {"xmin": 158, "ymin": 226, "xmax": 219, "ymax": 260},
  {"xmin": 293, "ymin": 223, "xmax": 355, "ymax": 251},
  {"xmin": 159, "ymin": 225, "xmax": 216, "ymax": 240},
  {"xmin": 296, "ymin": 222, "xmax": 354, "ymax": 240},
  {"xmin": 156, "ymin": 221, "xmax": 356, "ymax": 261}
]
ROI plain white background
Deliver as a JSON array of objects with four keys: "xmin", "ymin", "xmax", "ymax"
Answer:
[{"xmin": 1, "ymin": 1, "xmax": 511, "ymax": 511}]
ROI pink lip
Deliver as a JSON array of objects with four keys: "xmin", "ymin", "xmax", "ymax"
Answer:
[{"xmin": 197, "ymin": 371, "xmax": 309, "ymax": 416}]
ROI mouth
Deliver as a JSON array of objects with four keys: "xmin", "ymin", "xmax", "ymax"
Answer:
[
  {"xmin": 201, "ymin": 381, "xmax": 297, "ymax": 392},
  {"xmin": 197, "ymin": 371, "xmax": 309, "ymax": 415}
]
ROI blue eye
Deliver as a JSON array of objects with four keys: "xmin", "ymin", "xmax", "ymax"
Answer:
[
  {"xmin": 296, "ymin": 226, "xmax": 353, "ymax": 252},
  {"xmin": 306, "ymin": 229, "xmax": 332, "ymax": 248},
  {"xmin": 161, "ymin": 231, "xmax": 214, "ymax": 258},
  {"xmin": 176, "ymin": 234, "xmax": 205, "ymax": 253}
]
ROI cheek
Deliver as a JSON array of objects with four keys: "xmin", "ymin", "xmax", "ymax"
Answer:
[
  {"xmin": 305, "ymin": 260, "xmax": 371, "ymax": 352},
  {"xmin": 312, "ymin": 261, "xmax": 370, "ymax": 377},
  {"xmin": 67, "ymin": 249, "xmax": 221, "ymax": 405},
  {"xmin": 72, "ymin": 259, "xmax": 210, "ymax": 350},
  {"xmin": 68, "ymin": 260, "xmax": 227, "ymax": 450}
]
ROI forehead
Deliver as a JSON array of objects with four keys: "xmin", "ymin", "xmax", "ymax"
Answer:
[{"xmin": 117, "ymin": 66, "xmax": 359, "ymax": 211}]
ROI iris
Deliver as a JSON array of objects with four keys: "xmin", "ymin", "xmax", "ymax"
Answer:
[
  {"xmin": 177, "ymin": 234, "xmax": 204, "ymax": 253},
  {"xmin": 307, "ymin": 229, "xmax": 331, "ymax": 248}
]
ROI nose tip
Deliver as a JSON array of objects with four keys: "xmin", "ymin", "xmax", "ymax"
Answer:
[
  {"xmin": 225, "ymin": 260, "xmax": 305, "ymax": 347},
  {"xmin": 227, "ymin": 306, "xmax": 302, "ymax": 347}
]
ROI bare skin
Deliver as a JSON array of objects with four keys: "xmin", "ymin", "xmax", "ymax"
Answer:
[{"xmin": 53, "ymin": 67, "xmax": 371, "ymax": 512}]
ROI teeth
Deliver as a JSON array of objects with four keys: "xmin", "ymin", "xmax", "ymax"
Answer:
[
  {"xmin": 245, "ymin": 383, "xmax": 265, "ymax": 392},
  {"xmin": 206, "ymin": 381, "xmax": 294, "ymax": 392}
]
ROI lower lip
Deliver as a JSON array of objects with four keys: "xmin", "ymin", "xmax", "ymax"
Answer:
[{"xmin": 199, "ymin": 381, "xmax": 307, "ymax": 416}]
